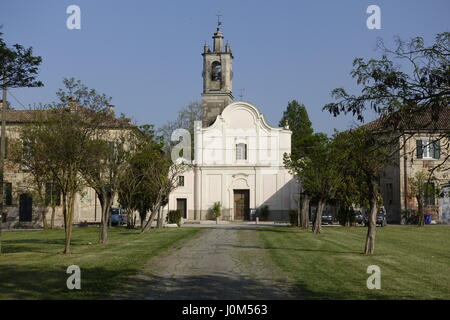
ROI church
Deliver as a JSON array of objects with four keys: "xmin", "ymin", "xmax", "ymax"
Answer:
[{"xmin": 167, "ymin": 24, "xmax": 297, "ymax": 222}]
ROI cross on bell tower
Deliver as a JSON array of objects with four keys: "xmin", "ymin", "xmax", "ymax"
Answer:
[{"xmin": 201, "ymin": 17, "xmax": 234, "ymax": 127}]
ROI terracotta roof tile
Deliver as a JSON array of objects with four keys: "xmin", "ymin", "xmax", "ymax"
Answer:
[{"xmin": 362, "ymin": 105, "xmax": 450, "ymax": 132}]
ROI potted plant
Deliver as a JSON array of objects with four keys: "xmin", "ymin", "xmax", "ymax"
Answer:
[{"xmin": 212, "ymin": 201, "xmax": 222, "ymax": 224}]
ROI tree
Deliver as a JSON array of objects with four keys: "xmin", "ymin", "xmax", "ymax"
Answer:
[
  {"xmin": 323, "ymin": 32, "xmax": 450, "ymax": 165},
  {"xmin": 280, "ymin": 100, "xmax": 315, "ymax": 228},
  {"xmin": 333, "ymin": 128, "xmax": 391, "ymax": 254},
  {"xmin": 118, "ymin": 125, "xmax": 161, "ymax": 229},
  {"xmin": 408, "ymin": 170, "xmax": 439, "ymax": 226},
  {"xmin": 18, "ymin": 79, "xmax": 116, "ymax": 253},
  {"xmin": 285, "ymin": 133, "xmax": 344, "ymax": 234},
  {"xmin": 0, "ymin": 31, "xmax": 43, "ymax": 253},
  {"xmin": 117, "ymin": 124, "xmax": 189, "ymax": 232},
  {"xmin": 322, "ymin": 32, "xmax": 449, "ymax": 254},
  {"xmin": 57, "ymin": 78, "xmax": 131, "ymax": 245},
  {"xmin": 81, "ymin": 128, "xmax": 134, "ymax": 244},
  {"xmin": 279, "ymin": 100, "xmax": 314, "ymax": 160},
  {"xmin": 138, "ymin": 153, "xmax": 188, "ymax": 233},
  {"xmin": 9, "ymin": 134, "xmax": 52, "ymax": 229}
]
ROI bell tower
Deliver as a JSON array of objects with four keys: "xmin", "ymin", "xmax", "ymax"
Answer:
[{"xmin": 201, "ymin": 20, "xmax": 233, "ymax": 127}]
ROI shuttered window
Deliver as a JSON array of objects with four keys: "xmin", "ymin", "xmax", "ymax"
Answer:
[{"xmin": 416, "ymin": 139, "xmax": 440, "ymax": 159}]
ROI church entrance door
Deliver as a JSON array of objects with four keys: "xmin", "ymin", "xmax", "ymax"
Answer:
[{"xmin": 234, "ymin": 190, "xmax": 249, "ymax": 220}]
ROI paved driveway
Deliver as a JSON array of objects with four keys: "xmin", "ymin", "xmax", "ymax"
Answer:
[{"xmin": 114, "ymin": 226, "xmax": 302, "ymax": 300}]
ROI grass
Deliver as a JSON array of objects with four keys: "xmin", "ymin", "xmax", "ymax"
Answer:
[
  {"xmin": 0, "ymin": 226, "xmax": 200, "ymax": 299},
  {"xmin": 257, "ymin": 225, "xmax": 450, "ymax": 299}
]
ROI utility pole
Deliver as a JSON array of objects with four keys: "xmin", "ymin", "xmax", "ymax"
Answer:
[{"xmin": 0, "ymin": 85, "xmax": 6, "ymax": 254}]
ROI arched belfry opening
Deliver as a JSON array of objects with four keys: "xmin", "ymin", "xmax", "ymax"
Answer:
[{"xmin": 211, "ymin": 61, "xmax": 222, "ymax": 82}]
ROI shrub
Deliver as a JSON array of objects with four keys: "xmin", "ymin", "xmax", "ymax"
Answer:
[
  {"xmin": 289, "ymin": 210, "xmax": 298, "ymax": 226},
  {"xmin": 257, "ymin": 205, "xmax": 269, "ymax": 221},
  {"xmin": 168, "ymin": 210, "xmax": 182, "ymax": 226},
  {"xmin": 400, "ymin": 209, "xmax": 418, "ymax": 225},
  {"xmin": 212, "ymin": 201, "xmax": 222, "ymax": 218}
]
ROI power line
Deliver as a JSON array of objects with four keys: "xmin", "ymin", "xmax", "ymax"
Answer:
[{"xmin": 8, "ymin": 90, "xmax": 26, "ymax": 108}]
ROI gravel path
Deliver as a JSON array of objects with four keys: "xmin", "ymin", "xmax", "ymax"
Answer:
[{"xmin": 114, "ymin": 227, "xmax": 302, "ymax": 300}]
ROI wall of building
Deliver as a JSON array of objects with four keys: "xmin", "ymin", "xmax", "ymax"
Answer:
[{"xmin": 380, "ymin": 133, "xmax": 450, "ymax": 224}]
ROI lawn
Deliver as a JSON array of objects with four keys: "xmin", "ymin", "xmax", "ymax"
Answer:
[
  {"xmin": 257, "ymin": 225, "xmax": 450, "ymax": 299},
  {"xmin": 0, "ymin": 226, "xmax": 200, "ymax": 299}
]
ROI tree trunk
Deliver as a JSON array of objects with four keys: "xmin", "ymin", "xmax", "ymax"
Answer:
[
  {"xmin": 126, "ymin": 209, "xmax": 134, "ymax": 229},
  {"xmin": 300, "ymin": 194, "xmax": 310, "ymax": 229},
  {"xmin": 141, "ymin": 205, "xmax": 160, "ymax": 233},
  {"xmin": 0, "ymin": 86, "xmax": 7, "ymax": 254},
  {"xmin": 157, "ymin": 207, "xmax": 161, "ymax": 228},
  {"xmin": 41, "ymin": 207, "xmax": 48, "ymax": 229},
  {"xmin": 50, "ymin": 205, "xmax": 56, "ymax": 229},
  {"xmin": 313, "ymin": 199, "xmax": 325, "ymax": 234},
  {"xmin": 417, "ymin": 199, "xmax": 424, "ymax": 226},
  {"xmin": 139, "ymin": 210, "xmax": 147, "ymax": 230},
  {"xmin": 99, "ymin": 192, "xmax": 112, "ymax": 245},
  {"xmin": 364, "ymin": 180, "xmax": 378, "ymax": 255},
  {"xmin": 64, "ymin": 193, "xmax": 76, "ymax": 254},
  {"xmin": 159, "ymin": 206, "xmax": 164, "ymax": 227}
]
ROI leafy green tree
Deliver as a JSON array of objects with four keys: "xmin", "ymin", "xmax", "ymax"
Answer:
[
  {"xmin": 322, "ymin": 32, "xmax": 449, "ymax": 254},
  {"xmin": 285, "ymin": 133, "xmax": 344, "ymax": 234},
  {"xmin": 118, "ymin": 124, "xmax": 189, "ymax": 232},
  {"xmin": 323, "ymin": 33, "xmax": 450, "ymax": 174},
  {"xmin": 81, "ymin": 129, "xmax": 135, "ymax": 244},
  {"xmin": 18, "ymin": 79, "xmax": 116, "ymax": 253},
  {"xmin": 333, "ymin": 128, "xmax": 392, "ymax": 254},
  {"xmin": 323, "ymin": 32, "xmax": 449, "ymax": 126},
  {"xmin": 279, "ymin": 100, "xmax": 314, "ymax": 160},
  {"xmin": 280, "ymin": 100, "xmax": 315, "ymax": 228},
  {"xmin": 0, "ymin": 31, "xmax": 43, "ymax": 253}
]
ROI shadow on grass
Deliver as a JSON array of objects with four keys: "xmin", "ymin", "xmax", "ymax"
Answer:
[
  {"xmin": 1, "ymin": 238, "xmax": 95, "ymax": 254},
  {"xmin": 0, "ymin": 263, "xmax": 139, "ymax": 300}
]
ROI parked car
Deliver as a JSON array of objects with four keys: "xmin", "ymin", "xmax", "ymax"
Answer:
[
  {"xmin": 321, "ymin": 212, "xmax": 334, "ymax": 225},
  {"xmin": 355, "ymin": 211, "xmax": 364, "ymax": 225},
  {"xmin": 110, "ymin": 208, "xmax": 126, "ymax": 226},
  {"xmin": 364, "ymin": 209, "xmax": 387, "ymax": 227}
]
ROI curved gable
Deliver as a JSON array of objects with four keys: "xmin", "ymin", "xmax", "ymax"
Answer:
[{"xmin": 219, "ymin": 101, "xmax": 280, "ymax": 131}]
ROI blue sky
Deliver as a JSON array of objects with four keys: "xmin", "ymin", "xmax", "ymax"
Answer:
[{"xmin": 1, "ymin": 0, "xmax": 449, "ymax": 134}]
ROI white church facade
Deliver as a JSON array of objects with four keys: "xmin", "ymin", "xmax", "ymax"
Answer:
[{"xmin": 166, "ymin": 25, "xmax": 296, "ymax": 221}]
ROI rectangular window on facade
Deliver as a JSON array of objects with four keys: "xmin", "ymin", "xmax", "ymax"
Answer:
[
  {"xmin": 236, "ymin": 143, "xmax": 247, "ymax": 160},
  {"xmin": 3, "ymin": 182, "xmax": 12, "ymax": 206},
  {"xmin": 416, "ymin": 139, "xmax": 440, "ymax": 159},
  {"xmin": 178, "ymin": 176, "xmax": 185, "ymax": 187},
  {"xmin": 45, "ymin": 183, "xmax": 61, "ymax": 206}
]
